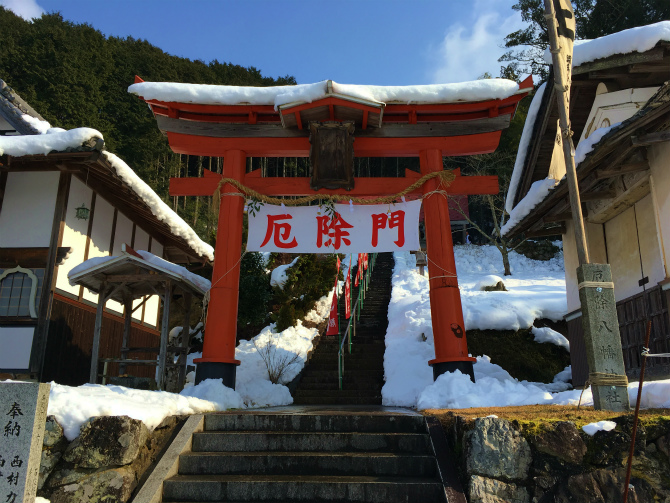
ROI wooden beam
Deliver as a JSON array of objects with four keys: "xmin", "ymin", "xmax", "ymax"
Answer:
[
  {"xmin": 119, "ymin": 298, "xmax": 133, "ymax": 376},
  {"xmin": 573, "ymin": 47, "xmax": 665, "ymax": 75},
  {"xmin": 170, "ymin": 173, "xmax": 499, "ymax": 197},
  {"xmin": 103, "ymin": 273, "xmax": 172, "ymax": 283},
  {"xmin": 90, "ymin": 281, "xmax": 107, "ymax": 383},
  {"xmin": 166, "ymin": 130, "xmax": 503, "ymax": 157},
  {"xmin": 156, "ymin": 114, "xmax": 511, "ymax": 139},
  {"xmin": 632, "ymin": 131, "xmax": 670, "ymax": 147},
  {"xmin": 579, "ymin": 189, "xmax": 617, "ymax": 201},
  {"xmin": 157, "ymin": 281, "xmax": 172, "ymax": 391},
  {"xmin": 543, "ymin": 212, "xmax": 573, "ymax": 222},
  {"xmin": 526, "ymin": 225, "xmax": 566, "ymax": 238},
  {"xmin": 596, "ymin": 161, "xmax": 650, "ymax": 179}
]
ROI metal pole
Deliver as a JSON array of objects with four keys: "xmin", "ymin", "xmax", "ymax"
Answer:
[{"xmin": 543, "ymin": 0, "xmax": 590, "ymax": 265}]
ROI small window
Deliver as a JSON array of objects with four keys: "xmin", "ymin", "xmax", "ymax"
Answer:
[{"xmin": 0, "ymin": 267, "xmax": 44, "ymax": 318}]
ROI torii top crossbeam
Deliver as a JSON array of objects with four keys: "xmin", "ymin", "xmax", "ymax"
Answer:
[{"xmin": 130, "ymin": 76, "xmax": 532, "ymax": 389}]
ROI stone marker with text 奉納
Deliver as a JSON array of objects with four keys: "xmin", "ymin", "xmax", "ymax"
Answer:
[{"xmin": 0, "ymin": 382, "xmax": 50, "ymax": 503}]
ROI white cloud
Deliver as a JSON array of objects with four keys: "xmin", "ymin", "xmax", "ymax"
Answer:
[
  {"xmin": 430, "ymin": 0, "xmax": 525, "ymax": 83},
  {"xmin": 0, "ymin": 0, "xmax": 45, "ymax": 21}
]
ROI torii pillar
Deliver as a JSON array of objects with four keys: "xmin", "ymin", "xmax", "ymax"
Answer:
[
  {"xmin": 193, "ymin": 150, "xmax": 245, "ymax": 387},
  {"xmin": 421, "ymin": 149, "xmax": 476, "ymax": 380}
]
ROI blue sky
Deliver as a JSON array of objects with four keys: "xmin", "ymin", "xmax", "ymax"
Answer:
[{"xmin": 3, "ymin": 0, "xmax": 527, "ymax": 86}]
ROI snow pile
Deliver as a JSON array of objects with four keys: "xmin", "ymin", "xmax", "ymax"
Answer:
[
  {"xmin": 501, "ymin": 178, "xmax": 558, "ymax": 235},
  {"xmin": 129, "ymin": 79, "xmax": 521, "ymax": 108},
  {"xmin": 532, "ymin": 326, "xmax": 570, "ymax": 350},
  {"xmin": 102, "ymin": 152, "xmax": 214, "ymax": 260},
  {"xmin": 270, "ymin": 257, "xmax": 300, "ymax": 289},
  {"xmin": 186, "ymin": 292, "xmax": 333, "ymax": 407},
  {"xmin": 179, "ymin": 379, "xmax": 243, "ymax": 410},
  {"xmin": 582, "ymin": 420, "xmax": 617, "ymax": 436},
  {"xmin": 574, "ymin": 123, "xmax": 620, "ymax": 166},
  {"xmin": 474, "ymin": 274, "xmax": 505, "ymax": 291},
  {"xmin": 0, "ymin": 127, "xmax": 102, "ymax": 157},
  {"xmin": 46, "ymin": 382, "xmax": 220, "ymax": 441},
  {"xmin": 543, "ymin": 21, "xmax": 670, "ymax": 68},
  {"xmin": 506, "ymin": 82, "xmax": 548, "ymax": 214},
  {"xmin": 382, "ymin": 248, "xmax": 567, "ymax": 406}
]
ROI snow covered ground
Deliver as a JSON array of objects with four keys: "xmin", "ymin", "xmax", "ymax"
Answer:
[{"xmin": 383, "ymin": 245, "xmax": 670, "ymax": 411}]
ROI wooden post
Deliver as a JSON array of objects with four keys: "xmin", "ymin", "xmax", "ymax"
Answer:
[
  {"xmin": 194, "ymin": 150, "xmax": 245, "ymax": 389},
  {"xmin": 543, "ymin": 0, "xmax": 589, "ymax": 266},
  {"xmin": 119, "ymin": 297, "xmax": 133, "ymax": 376},
  {"xmin": 421, "ymin": 149, "xmax": 476, "ymax": 381},
  {"xmin": 177, "ymin": 290, "xmax": 192, "ymax": 390},
  {"xmin": 157, "ymin": 280, "xmax": 172, "ymax": 390},
  {"xmin": 89, "ymin": 282, "xmax": 107, "ymax": 384}
]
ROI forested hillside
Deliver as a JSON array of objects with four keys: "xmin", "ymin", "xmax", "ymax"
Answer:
[{"xmin": 0, "ymin": 7, "xmax": 295, "ymax": 240}]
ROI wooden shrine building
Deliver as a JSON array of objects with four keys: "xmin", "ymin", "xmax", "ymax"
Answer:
[{"xmin": 131, "ymin": 77, "xmax": 533, "ymax": 388}]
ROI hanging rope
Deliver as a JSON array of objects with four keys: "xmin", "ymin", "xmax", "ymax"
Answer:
[{"xmin": 212, "ymin": 170, "xmax": 456, "ymax": 214}]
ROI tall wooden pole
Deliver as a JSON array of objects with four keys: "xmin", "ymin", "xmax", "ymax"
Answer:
[
  {"xmin": 89, "ymin": 282, "xmax": 107, "ymax": 384},
  {"xmin": 543, "ymin": 0, "xmax": 589, "ymax": 265}
]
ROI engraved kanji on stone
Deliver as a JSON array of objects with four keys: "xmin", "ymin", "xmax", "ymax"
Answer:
[
  {"xmin": 600, "ymin": 344, "xmax": 616, "ymax": 360},
  {"xmin": 5, "ymin": 403, "xmax": 22, "ymax": 419},
  {"xmin": 0, "ymin": 454, "xmax": 5, "ymax": 467},
  {"xmin": 593, "ymin": 270, "xmax": 604, "ymax": 282},
  {"xmin": 9, "ymin": 457, "xmax": 22, "ymax": 469},
  {"xmin": 5, "ymin": 472, "xmax": 19, "ymax": 486},
  {"xmin": 5, "ymin": 492, "xmax": 17, "ymax": 503},
  {"xmin": 598, "ymin": 321, "xmax": 614, "ymax": 334},
  {"xmin": 3, "ymin": 421, "xmax": 20, "ymax": 437},
  {"xmin": 593, "ymin": 295, "xmax": 608, "ymax": 310},
  {"xmin": 604, "ymin": 390, "xmax": 622, "ymax": 404}
]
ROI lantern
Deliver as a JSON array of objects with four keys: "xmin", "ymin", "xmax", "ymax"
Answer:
[{"xmin": 75, "ymin": 203, "xmax": 90, "ymax": 220}]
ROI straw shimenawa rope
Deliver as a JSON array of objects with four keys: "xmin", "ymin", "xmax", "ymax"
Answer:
[
  {"xmin": 211, "ymin": 170, "xmax": 457, "ymax": 214},
  {"xmin": 577, "ymin": 372, "xmax": 629, "ymax": 409}
]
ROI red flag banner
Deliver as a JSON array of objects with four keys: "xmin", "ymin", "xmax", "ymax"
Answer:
[
  {"xmin": 363, "ymin": 253, "xmax": 369, "ymax": 270},
  {"xmin": 326, "ymin": 292, "xmax": 339, "ymax": 335}
]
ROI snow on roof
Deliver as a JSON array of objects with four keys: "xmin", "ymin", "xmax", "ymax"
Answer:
[
  {"xmin": 0, "ymin": 127, "xmax": 103, "ymax": 156},
  {"xmin": 501, "ymin": 178, "xmax": 558, "ymax": 236},
  {"xmin": 505, "ymin": 82, "xmax": 547, "ymax": 214},
  {"xmin": 68, "ymin": 249, "xmax": 211, "ymax": 293},
  {"xmin": 128, "ymin": 78, "xmax": 522, "ymax": 109},
  {"xmin": 543, "ymin": 21, "xmax": 670, "ymax": 68},
  {"xmin": 574, "ymin": 122, "xmax": 621, "ymax": 166},
  {"xmin": 0, "ymin": 126, "xmax": 214, "ymax": 261},
  {"xmin": 102, "ymin": 152, "xmax": 214, "ymax": 260}
]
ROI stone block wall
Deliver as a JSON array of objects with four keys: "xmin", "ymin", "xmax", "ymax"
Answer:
[
  {"xmin": 37, "ymin": 415, "xmax": 184, "ymax": 503},
  {"xmin": 445, "ymin": 415, "xmax": 670, "ymax": 503}
]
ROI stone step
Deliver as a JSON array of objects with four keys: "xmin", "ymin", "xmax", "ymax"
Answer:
[
  {"xmin": 293, "ymin": 395, "xmax": 382, "ymax": 406},
  {"xmin": 192, "ymin": 432, "xmax": 430, "ymax": 453},
  {"xmin": 204, "ymin": 414, "xmax": 425, "ymax": 433},
  {"xmin": 300, "ymin": 369, "xmax": 384, "ymax": 379},
  {"xmin": 163, "ymin": 474, "xmax": 444, "ymax": 502},
  {"xmin": 295, "ymin": 380, "xmax": 383, "ymax": 391},
  {"xmin": 293, "ymin": 390, "xmax": 383, "ymax": 398},
  {"xmin": 178, "ymin": 451, "xmax": 437, "ymax": 477}
]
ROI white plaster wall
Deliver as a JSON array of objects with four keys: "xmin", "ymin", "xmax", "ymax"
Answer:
[
  {"xmin": 82, "ymin": 196, "xmax": 114, "ymax": 304},
  {"xmin": 131, "ymin": 227, "xmax": 151, "ymax": 322},
  {"xmin": 105, "ymin": 212, "xmax": 134, "ymax": 314},
  {"xmin": 55, "ymin": 178, "xmax": 94, "ymax": 296},
  {"xmin": 0, "ymin": 326, "xmax": 34, "ymax": 369},
  {"xmin": 635, "ymin": 195, "xmax": 665, "ymax": 287},
  {"xmin": 649, "ymin": 141, "xmax": 670, "ymax": 278},
  {"xmin": 0, "ymin": 171, "xmax": 60, "ymax": 247},
  {"xmin": 605, "ymin": 206, "xmax": 643, "ymax": 301},
  {"xmin": 143, "ymin": 239, "xmax": 164, "ymax": 327}
]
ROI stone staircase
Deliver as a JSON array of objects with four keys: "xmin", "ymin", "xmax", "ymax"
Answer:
[
  {"xmin": 161, "ymin": 411, "xmax": 448, "ymax": 503},
  {"xmin": 292, "ymin": 253, "xmax": 394, "ymax": 406}
]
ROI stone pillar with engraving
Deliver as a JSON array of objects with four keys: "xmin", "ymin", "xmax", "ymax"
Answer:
[
  {"xmin": 578, "ymin": 264, "xmax": 630, "ymax": 411},
  {"xmin": 1, "ymin": 382, "xmax": 50, "ymax": 503}
]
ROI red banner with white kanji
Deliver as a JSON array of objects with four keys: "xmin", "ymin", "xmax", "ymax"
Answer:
[
  {"xmin": 246, "ymin": 201, "xmax": 422, "ymax": 253},
  {"xmin": 326, "ymin": 291, "xmax": 339, "ymax": 335}
]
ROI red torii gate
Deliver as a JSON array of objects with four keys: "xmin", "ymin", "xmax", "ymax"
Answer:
[{"xmin": 132, "ymin": 77, "xmax": 532, "ymax": 389}]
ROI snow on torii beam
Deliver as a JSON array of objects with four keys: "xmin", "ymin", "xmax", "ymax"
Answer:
[{"xmin": 132, "ymin": 76, "xmax": 532, "ymax": 389}]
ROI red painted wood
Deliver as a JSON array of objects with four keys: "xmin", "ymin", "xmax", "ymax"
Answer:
[
  {"xmin": 169, "ymin": 172, "xmax": 498, "ymax": 197},
  {"xmin": 166, "ymin": 131, "xmax": 502, "ymax": 157},
  {"xmin": 194, "ymin": 150, "xmax": 246, "ymax": 367},
  {"xmin": 280, "ymin": 96, "xmax": 382, "ymax": 116},
  {"xmin": 420, "ymin": 149, "xmax": 476, "ymax": 366}
]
